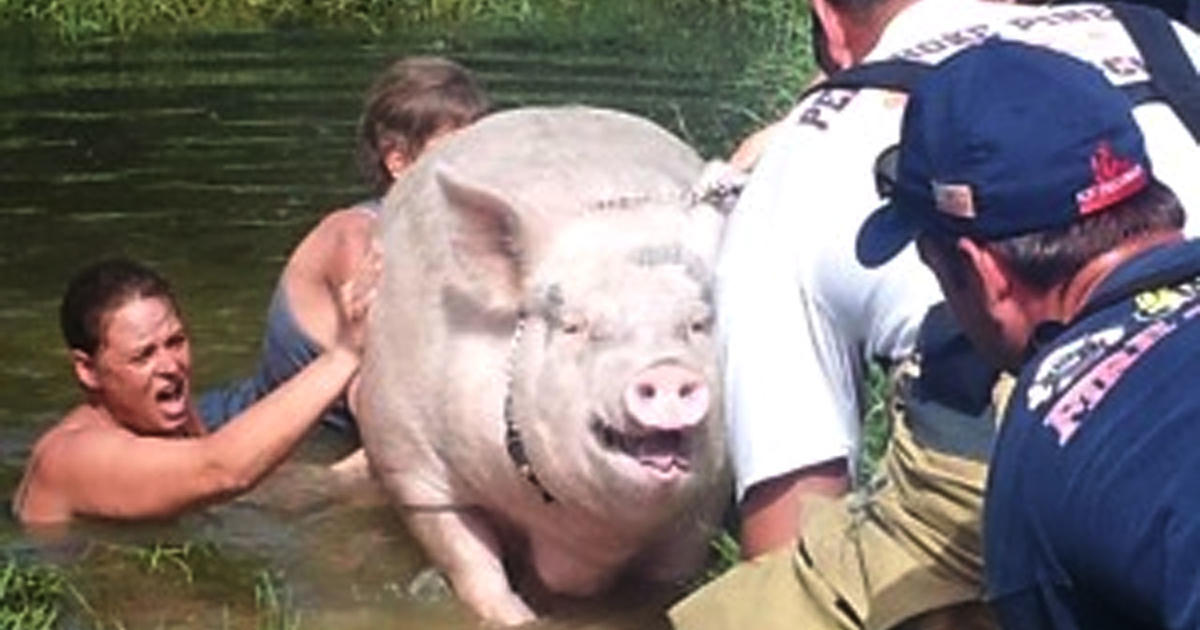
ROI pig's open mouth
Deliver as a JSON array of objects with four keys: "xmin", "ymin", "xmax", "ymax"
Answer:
[{"xmin": 591, "ymin": 417, "xmax": 693, "ymax": 475}]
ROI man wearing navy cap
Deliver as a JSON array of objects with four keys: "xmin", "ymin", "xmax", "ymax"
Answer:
[
  {"xmin": 858, "ymin": 39, "xmax": 1200, "ymax": 629},
  {"xmin": 674, "ymin": 0, "xmax": 1198, "ymax": 624},
  {"xmin": 706, "ymin": 0, "xmax": 1200, "ymax": 573},
  {"xmin": 673, "ymin": 0, "xmax": 1199, "ymax": 623}
]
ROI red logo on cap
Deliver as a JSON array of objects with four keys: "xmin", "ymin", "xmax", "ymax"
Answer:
[{"xmin": 1075, "ymin": 141, "xmax": 1147, "ymax": 215}]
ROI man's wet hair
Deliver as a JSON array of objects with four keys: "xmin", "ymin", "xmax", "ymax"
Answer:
[
  {"xmin": 60, "ymin": 258, "xmax": 180, "ymax": 355},
  {"xmin": 355, "ymin": 56, "xmax": 491, "ymax": 196},
  {"xmin": 924, "ymin": 180, "xmax": 1186, "ymax": 291}
]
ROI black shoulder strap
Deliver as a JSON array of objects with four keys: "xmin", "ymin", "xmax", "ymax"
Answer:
[
  {"xmin": 796, "ymin": 9, "xmax": 1199, "ymax": 140},
  {"xmin": 795, "ymin": 58, "xmax": 933, "ymax": 106},
  {"xmin": 1109, "ymin": 1, "xmax": 1200, "ymax": 142}
]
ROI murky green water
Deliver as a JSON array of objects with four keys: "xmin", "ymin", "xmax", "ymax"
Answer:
[{"xmin": 0, "ymin": 25, "xmax": 783, "ymax": 628}]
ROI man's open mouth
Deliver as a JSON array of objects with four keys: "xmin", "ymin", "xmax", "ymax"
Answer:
[{"xmin": 155, "ymin": 379, "xmax": 188, "ymax": 418}]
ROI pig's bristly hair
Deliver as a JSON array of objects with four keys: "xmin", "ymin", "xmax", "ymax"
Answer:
[
  {"xmin": 582, "ymin": 161, "xmax": 745, "ymax": 216},
  {"xmin": 584, "ymin": 188, "xmax": 718, "ymax": 214}
]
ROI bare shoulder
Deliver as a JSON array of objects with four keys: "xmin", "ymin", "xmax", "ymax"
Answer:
[
  {"xmin": 16, "ymin": 407, "xmax": 125, "ymax": 522},
  {"xmin": 287, "ymin": 206, "xmax": 377, "ymax": 283},
  {"xmin": 309, "ymin": 207, "xmax": 378, "ymax": 284},
  {"xmin": 27, "ymin": 408, "xmax": 131, "ymax": 478},
  {"xmin": 311, "ymin": 206, "xmax": 376, "ymax": 246}
]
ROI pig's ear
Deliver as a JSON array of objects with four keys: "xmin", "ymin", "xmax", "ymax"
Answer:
[{"xmin": 436, "ymin": 167, "xmax": 524, "ymax": 313}]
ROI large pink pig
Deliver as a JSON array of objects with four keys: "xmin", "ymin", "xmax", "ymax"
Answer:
[{"xmin": 354, "ymin": 106, "xmax": 730, "ymax": 625}]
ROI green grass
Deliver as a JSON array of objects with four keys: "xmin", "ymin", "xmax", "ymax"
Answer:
[
  {"xmin": 0, "ymin": 0, "xmax": 811, "ymax": 47},
  {"xmin": 702, "ymin": 529, "xmax": 742, "ymax": 582},
  {"xmin": 0, "ymin": 557, "xmax": 66, "ymax": 630},
  {"xmin": 253, "ymin": 569, "xmax": 300, "ymax": 630},
  {"xmin": 0, "ymin": 541, "xmax": 302, "ymax": 630},
  {"xmin": 857, "ymin": 362, "xmax": 893, "ymax": 483}
]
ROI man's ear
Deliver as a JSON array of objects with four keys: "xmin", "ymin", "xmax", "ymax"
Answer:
[
  {"xmin": 383, "ymin": 149, "xmax": 411, "ymax": 181},
  {"xmin": 957, "ymin": 237, "xmax": 1012, "ymax": 308},
  {"xmin": 810, "ymin": 0, "xmax": 855, "ymax": 71},
  {"xmin": 71, "ymin": 349, "xmax": 100, "ymax": 391}
]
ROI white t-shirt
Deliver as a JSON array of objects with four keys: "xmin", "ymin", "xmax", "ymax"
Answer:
[{"xmin": 720, "ymin": 0, "xmax": 1200, "ymax": 498}]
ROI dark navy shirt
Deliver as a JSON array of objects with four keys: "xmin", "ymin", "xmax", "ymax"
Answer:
[{"xmin": 985, "ymin": 239, "xmax": 1200, "ymax": 630}]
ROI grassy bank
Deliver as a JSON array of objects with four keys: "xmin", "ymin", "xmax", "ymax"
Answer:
[
  {"xmin": 0, "ymin": 0, "xmax": 814, "ymax": 145},
  {"xmin": 0, "ymin": 0, "xmax": 808, "ymax": 48}
]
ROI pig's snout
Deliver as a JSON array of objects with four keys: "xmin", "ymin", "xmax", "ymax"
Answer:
[{"xmin": 623, "ymin": 364, "xmax": 711, "ymax": 431}]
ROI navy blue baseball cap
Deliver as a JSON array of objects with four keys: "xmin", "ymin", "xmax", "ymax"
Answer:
[{"xmin": 856, "ymin": 38, "xmax": 1152, "ymax": 268}]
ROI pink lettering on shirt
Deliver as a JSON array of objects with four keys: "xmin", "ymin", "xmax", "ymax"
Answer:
[{"xmin": 1044, "ymin": 319, "xmax": 1174, "ymax": 445}]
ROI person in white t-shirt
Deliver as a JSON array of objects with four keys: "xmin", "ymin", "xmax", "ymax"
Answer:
[{"xmin": 671, "ymin": 0, "xmax": 1200, "ymax": 627}]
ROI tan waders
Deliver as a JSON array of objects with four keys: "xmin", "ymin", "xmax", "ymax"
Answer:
[{"xmin": 670, "ymin": 366, "xmax": 1012, "ymax": 630}]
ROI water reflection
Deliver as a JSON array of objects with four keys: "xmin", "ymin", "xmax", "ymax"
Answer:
[{"xmin": 0, "ymin": 27, "xmax": 750, "ymax": 628}]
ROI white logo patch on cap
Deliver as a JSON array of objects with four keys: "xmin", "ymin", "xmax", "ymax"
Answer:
[{"xmin": 933, "ymin": 182, "xmax": 976, "ymax": 219}]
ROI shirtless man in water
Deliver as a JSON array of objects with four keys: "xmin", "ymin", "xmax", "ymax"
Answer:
[{"xmin": 14, "ymin": 256, "xmax": 373, "ymax": 525}]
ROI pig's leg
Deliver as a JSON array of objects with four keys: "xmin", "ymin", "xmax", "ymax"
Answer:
[{"xmin": 405, "ymin": 508, "xmax": 536, "ymax": 626}]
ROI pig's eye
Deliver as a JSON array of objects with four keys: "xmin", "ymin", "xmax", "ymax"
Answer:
[
  {"xmin": 688, "ymin": 315, "xmax": 713, "ymax": 335},
  {"xmin": 561, "ymin": 314, "xmax": 587, "ymax": 336}
]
